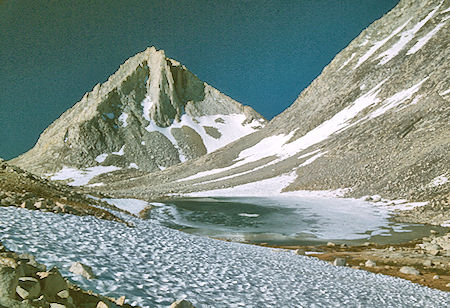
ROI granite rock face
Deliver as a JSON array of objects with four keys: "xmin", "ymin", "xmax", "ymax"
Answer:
[
  {"xmin": 11, "ymin": 47, "xmax": 265, "ymax": 178},
  {"xmin": 95, "ymin": 0, "xmax": 448, "ymax": 224}
]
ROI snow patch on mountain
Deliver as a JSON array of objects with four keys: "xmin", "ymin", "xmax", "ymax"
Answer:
[
  {"xmin": 49, "ymin": 166, "xmax": 121, "ymax": 186},
  {"xmin": 118, "ymin": 112, "xmax": 129, "ymax": 127},
  {"xmin": 101, "ymin": 198, "xmax": 149, "ymax": 215},
  {"xmin": 95, "ymin": 153, "xmax": 108, "ymax": 163},
  {"xmin": 141, "ymin": 96, "xmax": 155, "ymax": 122},
  {"xmin": 145, "ymin": 113, "xmax": 262, "ymax": 162},
  {"xmin": 377, "ymin": 2, "xmax": 443, "ymax": 64},
  {"xmin": 355, "ymin": 19, "xmax": 411, "ymax": 68},
  {"xmin": 407, "ymin": 19, "xmax": 448, "ymax": 54},
  {"xmin": 428, "ymin": 174, "xmax": 449, "ymax": 187},
  {"xmin": 112, "ymin": 145, "xmax": 125, "ymax": 156}
]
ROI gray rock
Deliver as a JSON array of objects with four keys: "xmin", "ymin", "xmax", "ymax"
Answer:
[
  {"xmin": 294, "ymin": 249, "xmax": 305, "ymax": 255},
  {"xmin": 0, "ymin": 266, "xmax": 19, "ymax": 297},
  {"xmin": 432, "ymin": 275, "xmax": 440, "ymax": 280},
  {"xmin": 423, "ymin": 259, "xmax": 432, "ymax": 267},
  {"xmin": 399, "ymin": 266, "xmax": 420, "ymax": 275},
  {"xmin": 371, "ymin": 195, "xmax": 382, "ymax": 202},
  {"xmin": 96, "ymin": 301, "xmax": 108, "ymax": 308},
  {"xmin": 333, "ymin": 258, "xmax": 347, "ymax": 266},
  {"xmin": 16, "ymin": 277, "xmax": 40, "ymax": 300},
  {"xmin": 365, "ymin": 260, "xmax": 376, "ymax": 268},
  {"xmin": 32, "ymin": 295, "xmax": 49, "ymax": 308},
  {"xmin": 115, "ymin": 296, "xmax": 126, "ymax": 306},
  {"xmin": 38, "ymin": 268, "xmax": 68, "ymax": 300},
  {"xmin": 56, "ymin": 290, "xmax": 69, "ymax": 299},
  {"xmin": 169, "ymin": 299, "xmax": 196, "ymax": 308},
  {"xmin": 69, "ymin": 262, "xmax": 95, "ymax": 279}
]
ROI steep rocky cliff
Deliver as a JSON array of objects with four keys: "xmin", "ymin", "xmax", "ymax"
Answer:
[
  {"xmin": 94, "ymin": 0, "xmax": 449, "ymax": 224},
  {"xmin": 11, "ymin": 47, "xmax": 265, "ymax": 181}
]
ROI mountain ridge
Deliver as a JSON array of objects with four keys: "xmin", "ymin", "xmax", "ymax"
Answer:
[{"xmin": 11, "ymin": 47, "xmax": 266, "ymax": 179}]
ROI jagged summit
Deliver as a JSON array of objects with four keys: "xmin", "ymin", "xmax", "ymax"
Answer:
[{"xmin": 11, "ymin": 47, "xmax": 266, "ymax": 181}]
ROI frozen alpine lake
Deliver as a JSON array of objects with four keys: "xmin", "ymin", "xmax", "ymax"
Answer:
[
  {"xmin": 0, "ymin": 206, "xmax": 448, "ymax": 307},
  {"xmin": 148, "ymin": 196, "xmax": 442, "ymax": 246}
]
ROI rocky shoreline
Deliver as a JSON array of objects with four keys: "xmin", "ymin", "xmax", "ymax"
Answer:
[{"xmin": 256, "ymin": 230, "xmax": 450, "ymax": 292}]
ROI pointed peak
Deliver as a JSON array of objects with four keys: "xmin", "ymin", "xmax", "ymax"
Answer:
[{"xmin": 143, "ymin": 46, "xmax": 165, "ymax": 58}]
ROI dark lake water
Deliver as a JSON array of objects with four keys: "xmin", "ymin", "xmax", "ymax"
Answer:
[{"xmin": 147, "ymin": 196, "xmax": 442, "ymax": 246}]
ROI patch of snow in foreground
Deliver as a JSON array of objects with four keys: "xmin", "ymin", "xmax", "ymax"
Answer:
[
  {"xmin": 441, "ymin": 220, "xmax": 450, "ymax": 227},
  {"xmin": 440, "ymin": 88, "xmax": 450, "ymax": 96},
  {"xmin": 0, "ymin": 207, "xmax": 447, "ymax": 307},
  {"xmin": 49, "ymin": 166, "xmax": 121, "ymax": 186},
  {"xmin": 101, "ymin": 198, "xmax": 149, "ymax": 215}
]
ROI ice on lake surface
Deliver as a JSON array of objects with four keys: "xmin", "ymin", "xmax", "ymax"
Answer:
[
  {"xmin": 0, "ymin": 205, "xmax": 448, "ymax": 308},
  {"xmin": 148, "ymin": 197, "xmax": 441, "ymax": 245}
]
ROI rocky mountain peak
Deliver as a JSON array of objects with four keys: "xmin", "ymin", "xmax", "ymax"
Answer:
[{"xmin": 11, "ymin": 47, "xmax": 266, "ymax": 182}]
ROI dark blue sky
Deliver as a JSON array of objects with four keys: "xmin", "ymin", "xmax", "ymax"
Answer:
[{"xmin": 0, "ymin": 0, "xmax": 399, "ymax": 160}]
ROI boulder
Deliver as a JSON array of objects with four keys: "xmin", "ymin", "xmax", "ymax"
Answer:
[
  {"xmin": 57, "ymin": 290, "xmax": 70, "ymax": 299},
  {"xmin": 169, "ymin": 299, "xmax": 195, "ymax": 308},
  {"xmin": 20, "ymin": 200, "xmax": 34, "ymax": 209},
  {"xmin": 371, "ymin": 195, "xmax": 382, "ymax": 202},
  {"xmin": 365, "ymin": 260, "xmax": 376, "ymax": 267},
  {"xmin": 115, "ymin": 296, "xmax": 126, "ymax": 306},
  {"xmin": 32, "ymin": 295, "xmax": 50, "ymax": 308},
  {"xmin": 69, "ymin": 262, "xmax": 95, "ymax": 279},
  {"xmin": 0, "ymin": 266, "xmax": 19, "ymax": 297},
  {"xmin": 399, "ymin": 266, "xmax": 420, "ymax": 275},
  {"xmin": 326, "ymin": 242, "xmax": 335, "ymax": 247},
  {"xmin": 333, "ymin": 258, "xmax": 346, "ymax": 266},
  {"xmin": 423, "ymin": 260, "xmax": 432, "ymax": 267},
  {"xmin": 294, "ymin": 249, "xmax": 305, "ymax": 255},
  {"xmin": 16, "ymin": 277, "xmax": 41, "ymax": 299},
  {"xmin": 96, "ymin": 301, "xmax": 109, "ymax": 308},
  {"xmin": 38, "ymin": 268, "xmax": 68, "ymax": 300}
]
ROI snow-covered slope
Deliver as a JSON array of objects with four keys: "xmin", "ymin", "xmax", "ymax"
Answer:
[
  {"xmin": 1, "ymin": 207, "xmax": 448, "ymax": 307},
  {"xmin": 97, "ymin": 0, "xmax": 449, "ymax": 224},
  {"xmin": 10, "ymin": 47, "xmax": 265, "ymax": 181}
]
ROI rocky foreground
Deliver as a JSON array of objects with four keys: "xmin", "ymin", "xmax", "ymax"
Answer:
[{"xmin": 0, "ymin": 241, "xmax": 136, "ymax": 308}]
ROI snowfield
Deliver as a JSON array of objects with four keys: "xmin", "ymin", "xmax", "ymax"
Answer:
[{"xmin": 0, "ymin": 207, "xmax": 448, "ymax": 308}]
